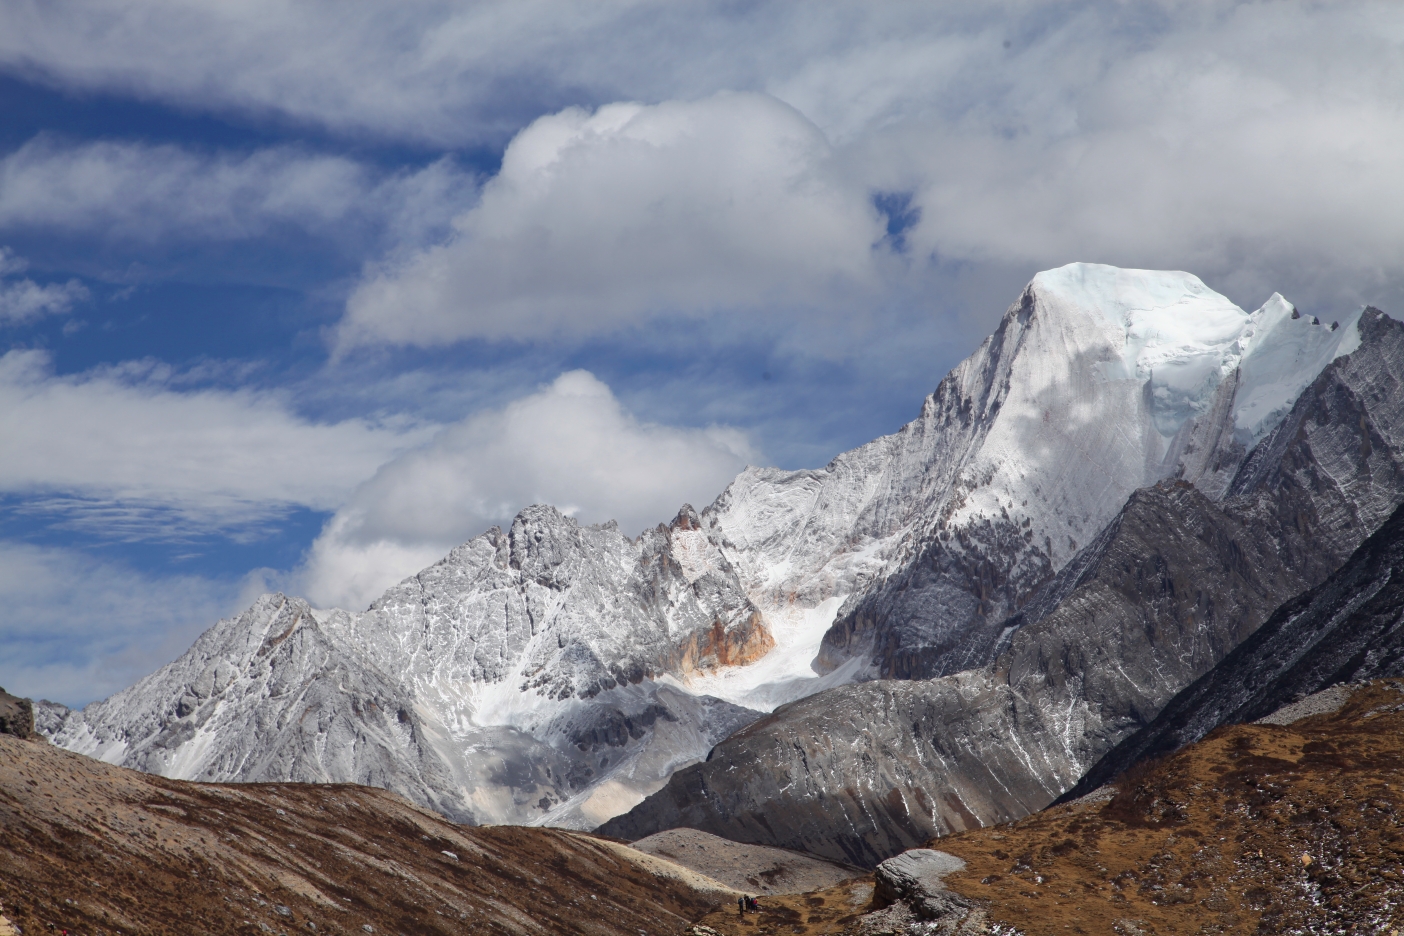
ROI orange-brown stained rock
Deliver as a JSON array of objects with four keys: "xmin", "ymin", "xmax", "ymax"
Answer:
[
  {"xmin": 671, "ymin": 611, "xmax": 775, "ymax": 675},
  {"xmin": 0, "ymin": 735, "xmax": 734, "ymax": 936}
]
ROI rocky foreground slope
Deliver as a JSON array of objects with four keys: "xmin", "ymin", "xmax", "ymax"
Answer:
[
  {"xmin": 603, "ymin": 306, "xmax": 1404, "ymax": 865},
  {"xmin": 0, "ymin": 732, "xmax": 739, "ymax": 936},
  {"xmin": 13, "ymin": 680, "xmax": 1404, "ymax": 936},
  {"xmin": 924, "ymin": 680, "xmax": 1404, "ymax": 936}
]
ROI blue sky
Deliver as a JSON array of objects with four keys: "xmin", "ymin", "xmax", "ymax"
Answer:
[{"xmin": 1, "ymin": 1, "xmax": 1402, "ymax": 706}]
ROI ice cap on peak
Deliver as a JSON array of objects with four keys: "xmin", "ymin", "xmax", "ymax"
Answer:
[{"xmin": 1028, "ymin": 263, "xmax": 1357, "ymax": 442}]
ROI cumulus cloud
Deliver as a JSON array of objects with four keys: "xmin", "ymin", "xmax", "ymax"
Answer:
[
  {"xmin": 0, "ymin": 540, "xmax": 253, "ymax": 707},
  {"xmin": 299, "ymin": 370, "xmax": 757, "ymax": 610},
  {"xmin": 0, "ymin": 350, "xmax": 432, "ymax": 537},
  {"xmin": 337, "ymin": 92, "xmax": 887, "ymax": 349},
  {"xmin": 316, "ymin": 2, "xmax": 1404, "ymax": 349},
  {"xmin": 0, "ymin": 137, "xmax": 474, "ymax": 249}
]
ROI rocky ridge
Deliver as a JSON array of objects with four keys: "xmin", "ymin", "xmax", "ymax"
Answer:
[{"xmin": 0, "ymin": 685, "xmax": 34, "ymax": 739}]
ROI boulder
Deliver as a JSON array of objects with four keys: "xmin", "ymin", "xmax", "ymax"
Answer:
[{"xmin": 873, "ymin": 848, "xmax": 983, "ymax": 929}]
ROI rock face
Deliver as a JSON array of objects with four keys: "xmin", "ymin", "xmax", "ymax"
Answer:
[
  {"xmin": 602, "ymin": 307, "xmax": 1404, "ymax": 865},
  {"xmin": 1064, "ymin": 491, "xmax": 1404, "ymax": 800},
  {"xmin": 815, "ymin": 281, "xmax": 1361, "ymax": 683},
  {"xmin": 41, "ymin": 265, "xmax": 1379, "ymax": 834},
  {"xmin": 46, "ymin": 594, "xmax": 483, "ymax": 822},
  {"xmin": 0, "ymin": 687, "xmax": 34, "ymax": 740}
]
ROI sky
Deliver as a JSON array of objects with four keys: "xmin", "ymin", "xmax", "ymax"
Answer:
[{"xmin": 1, "ymin": 1, "xmax": 1402, "ymax": 707}]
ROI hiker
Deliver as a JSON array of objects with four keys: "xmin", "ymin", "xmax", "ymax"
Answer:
[
  {"xmin": 748, "ymin": 895, "xmax": 759, "ymax": 912},
  {"xmin": 738, "ymin": 895, "xmax": 745, "ymax": 915}
]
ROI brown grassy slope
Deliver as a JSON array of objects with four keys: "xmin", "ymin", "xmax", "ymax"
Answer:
[
  {"xmin": 687, "ymin": 878, "xmax": 877, "ymax": 936},
  {"xmin": 932, "ymin": 679, "xmax": 1404, "ymax": 935},
  {"xmin": 0, "ymin": 735, "xmax": 734, "ymax": 936}
]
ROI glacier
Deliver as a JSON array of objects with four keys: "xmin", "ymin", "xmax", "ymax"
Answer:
[{"xmin": 40, "ymin": 262, "xmax": 1366, "ymax": 829}]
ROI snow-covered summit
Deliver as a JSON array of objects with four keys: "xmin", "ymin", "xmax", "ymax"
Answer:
[{"xmin": 1032, "ymin": 263, "xmax": 1360, "ymax": 444}]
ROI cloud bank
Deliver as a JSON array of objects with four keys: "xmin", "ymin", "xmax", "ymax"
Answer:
[
  {"xmin": 338, "ymin": 93, "xmax": 887, "ymax": 348},
  {"xmin": 299, "ymin": 370, "xmax": 757, "ymax": 611}
]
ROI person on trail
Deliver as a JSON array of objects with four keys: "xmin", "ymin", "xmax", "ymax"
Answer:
[{"xmin": 738, "ymin": 895, "xmax": 745, "ymax": 915}]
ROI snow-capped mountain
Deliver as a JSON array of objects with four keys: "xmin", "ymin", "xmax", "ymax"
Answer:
[
  {"xmin": 42, "ymin": 263, "xmax": 1364, "ymax": 830},
  {"xmin": 604, "ymin": 306, "xmax": 1404, "ymax": 866}
]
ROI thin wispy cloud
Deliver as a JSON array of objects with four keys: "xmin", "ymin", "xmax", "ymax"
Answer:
[
  {"xmin": 0, "ymin": 349, "xmax": 433, "ymax": 536},
  {"xmin": 0, "ymin": 247, "xmax": 87, "ymax": 324},
  {"xmin": 0, "ymin": 540, "xmax": 252, "ymax": 706},
  {"xmin": 0, "ymin": 138, "xmax": 476, "ymax": 252}
]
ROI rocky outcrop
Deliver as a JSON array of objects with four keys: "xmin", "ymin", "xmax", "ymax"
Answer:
[
  {"xmin": 873, "ymin": 849, "xmax": 983, "ymax": 928},
  {"xmin": 0, "ymin": 687, "xmax": 34, "ymax": 740},
  {"xmin": 603, "ymin": 307, "xmax": 1404, "ymax": 865}
]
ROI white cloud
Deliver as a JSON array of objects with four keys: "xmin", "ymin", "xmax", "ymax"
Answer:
[
  {"xmin": 0, "ymin": 274, "xmax": 88, "ymax": 325},
  {"xmin": 0, "ymin": 137, "xmax": 475, "ymax": 248},
  {"xmin": 318, "ymin": 3, "xmax": 1404, "ymax": 349},
  {"xmin": 0, "ymin": 246, "xmax": 88, "ymax": 324},
  {"xmin": 0, "ymin": 1, "xmax": 738, "ymax": 146},
  {"xmin": 0, "ymin": 540, "xmax": 251, "ymax": 707},
  {"xmin": 858, "ymin": 3, "xmax": 1404, "ymax": 305},
  {"xmin": 0, "ymin": 350, "xmax": 432, "ymax": 537},
  {"xmin": 337, "ymin": 92, "xmax": 887, "ymax": 349},
  {"xmin": 299, "ymin": 370, "xmax": 757, "ymax": 610}
]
